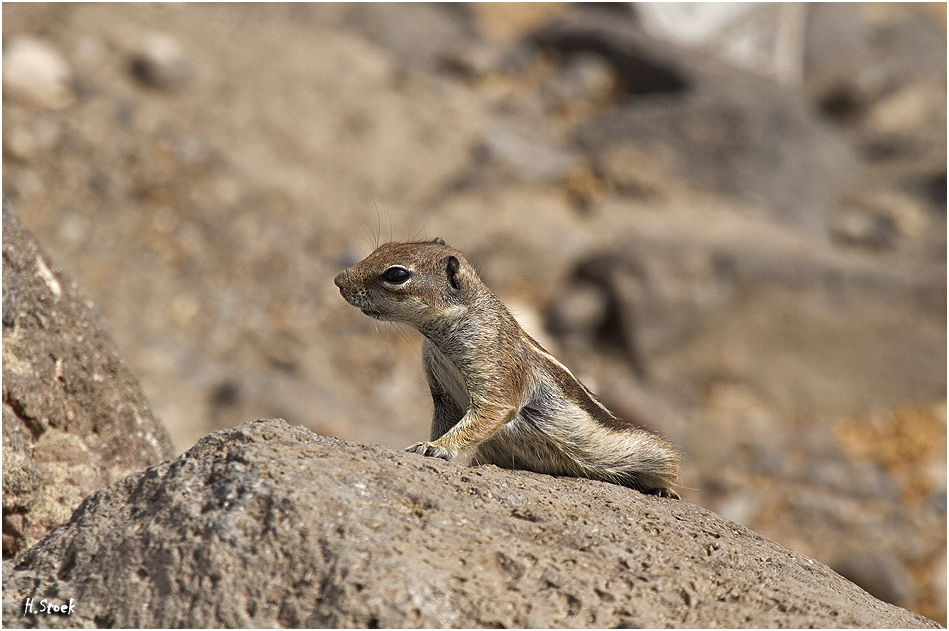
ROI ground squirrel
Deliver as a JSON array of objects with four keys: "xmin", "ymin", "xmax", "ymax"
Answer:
[{"xmin": 335, "ymin": 238, "xmax": 680, "ymax": 498}]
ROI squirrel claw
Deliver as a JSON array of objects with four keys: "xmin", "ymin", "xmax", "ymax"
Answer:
[
  {"xmin": 650, "ymin": 488, "xmax": 680, "ymax": 500},
  {"xmin": 405, "ymin": 441, "xmax": 453, "ymax": 460}
]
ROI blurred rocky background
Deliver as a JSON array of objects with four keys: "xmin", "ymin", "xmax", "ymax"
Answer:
[{"xmin": 2, "ymin": 2, "xmax": 945, "ymax": 624}]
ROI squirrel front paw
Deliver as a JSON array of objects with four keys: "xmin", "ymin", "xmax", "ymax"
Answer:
[{"xmin": 405, "ymin": 441, "xmax": 454, "ymax": 460}]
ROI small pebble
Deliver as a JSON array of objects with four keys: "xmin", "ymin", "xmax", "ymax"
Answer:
[
  {"xmin": 2, "ymin": 37, "xmax": 75, "ymax": 110},
  {"xmin": 129, "ymin": 34, "xmax": 193, "ymax": 92},
  {"xmin": 549, "ymin": 282, "xmax": 609, "ymax": 334}
]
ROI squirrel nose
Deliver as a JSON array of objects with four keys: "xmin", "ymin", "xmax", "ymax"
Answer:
[{"xmin": 334, "ymin": 272, "xmax": 345, "ymax": 289}]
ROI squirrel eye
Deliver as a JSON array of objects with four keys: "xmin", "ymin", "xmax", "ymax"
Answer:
[{"xmin": 382, "ymin": 266, "xmax": 410, "ymax": 284}]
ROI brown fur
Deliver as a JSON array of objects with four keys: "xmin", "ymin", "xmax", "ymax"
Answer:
[{"xmin": 335, "ymin": 238, "xmax": 680, "ymax": 497}]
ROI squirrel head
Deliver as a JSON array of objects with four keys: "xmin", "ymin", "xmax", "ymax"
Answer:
[{"xmin": 335, "ymin": 238, "xmax": 478, "ymax": 332}]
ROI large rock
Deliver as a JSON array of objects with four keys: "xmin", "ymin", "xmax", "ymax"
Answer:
[
  {"xmin": 2, "ymin": 206, "xmax": 174, "ymax": 558},
  {"xmin": 1, "ymin": 419, "xmax": 937, "ymax": 628},
  {"xmin": 531, "ymin": 11, "xmax": 858, "ymax": 234},
  {"xmin": 547, "ymin": 214, "xmax": 946, "ymax": 409}
]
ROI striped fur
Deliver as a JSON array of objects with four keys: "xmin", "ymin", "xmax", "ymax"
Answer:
[{"xmin": 335, "ymin": 239, "xmax": 680, "ymax": 497}]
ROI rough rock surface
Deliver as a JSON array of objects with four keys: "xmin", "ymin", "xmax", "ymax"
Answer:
[
  {"xmin": 1, "ymin": 419, "xmax": 939, "ymax": 629},
  {"xmin": 2, "ymin": 206, "xmax": 174, "ymax": 558}
]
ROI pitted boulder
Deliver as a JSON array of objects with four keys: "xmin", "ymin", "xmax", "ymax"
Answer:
[
  {"xmin": 2, "ymin": 205, "xmax": 173, "ymax": 559},
  {"xmin": 2, "ymin": 419, "xmax": 937, "ymax": 628}
]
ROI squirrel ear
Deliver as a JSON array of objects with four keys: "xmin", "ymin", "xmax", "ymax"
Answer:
[
  {"xmin": 433, "ymin": 237, "xmax": 446, "ymax": 245},
  {"xmin": 445, "ymin": 255, "xmax": 462, "ymax": 291}
]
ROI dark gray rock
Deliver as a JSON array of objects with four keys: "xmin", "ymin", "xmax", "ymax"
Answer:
[
  {"xmin": 1, "ymin": 419, "xmax": 938, "ymax": 628},
  {"xmin": 2, "ymin": 206, "xmax": 174, "ymax": 558},
  {"xmin": 550, "ymin": 219, "xmax": 946, "ymax": 407},
  {"xmin": 532, "ymin": 11, "xmax": 858, "ymax": 234}
]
